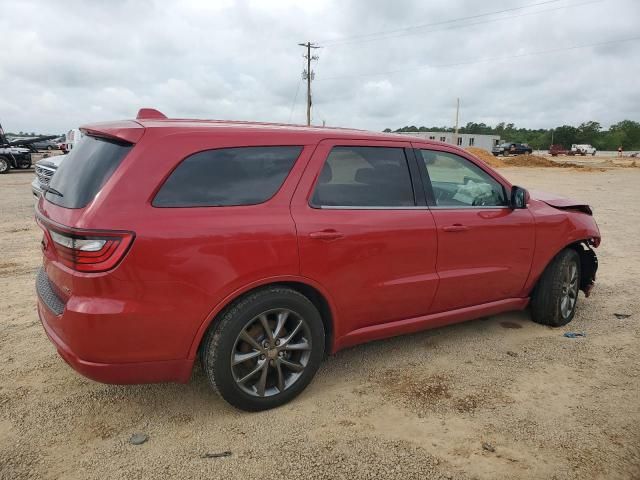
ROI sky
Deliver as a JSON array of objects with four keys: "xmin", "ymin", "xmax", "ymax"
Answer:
[{"xmin": 1, "ymin": 0, "xmax": 639, "ymax": 135}]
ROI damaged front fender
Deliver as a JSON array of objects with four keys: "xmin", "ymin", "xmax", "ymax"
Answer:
[{"xmin": 576, "ymin": 243, "xmax": 598, "ymax": 297}]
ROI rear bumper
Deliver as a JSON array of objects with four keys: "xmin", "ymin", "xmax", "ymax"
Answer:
[{"xmin": 36, "ymin": 272, "xmax": 193, "ymax": 384}]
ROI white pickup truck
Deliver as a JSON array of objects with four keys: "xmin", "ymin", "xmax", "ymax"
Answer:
[{"xmin": 571, "ymin": 144, "xmax": 597, "ymax": 156}]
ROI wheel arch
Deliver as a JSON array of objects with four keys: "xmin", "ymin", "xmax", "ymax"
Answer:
[
  {"xmin": 528, "ymin": 239, "xmax": 598, "ymax": 297},
  {"xmin": 189, "ymin": 277, "xmax": 337, "ymax": 361}
]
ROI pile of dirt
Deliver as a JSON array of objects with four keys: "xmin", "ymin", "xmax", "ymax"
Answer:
[
  {"xmin": 466, "ymin": 148, "xmax": 590, "ymax": 170},
  {"xmin": 465, "ymin": 147, "xmax": 506, "ymax": 168},
  {"xmin": 507, "ymin": 154, "xmax": 567, "ymax": 167},
  {"xmin": 607, "ymin": 159, "xmax": 639, "ymax": 168}
]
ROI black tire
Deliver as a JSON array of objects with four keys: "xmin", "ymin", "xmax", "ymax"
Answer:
[
  {"xmin": 47, "ymin": 145, "xmax": 53, "ymax": 150},
  {"xmin": 531, "ymin": 249, "xmax": 580, "ymax": 327},
  {"xmin": 201, "ymin": 287, "xmax": 325, "ymax": 411},
  {"xmin": 18, "ymin": 159, "xmax": 32, "ymax": 169},
  {"xmin": 0, "ymin": 156, "xmax": 10, "ymax": 174}
]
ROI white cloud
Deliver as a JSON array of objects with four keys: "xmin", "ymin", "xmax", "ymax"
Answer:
[{"xmin": 0, "ymin": 0, "xmax": 638, "ymax": 134}]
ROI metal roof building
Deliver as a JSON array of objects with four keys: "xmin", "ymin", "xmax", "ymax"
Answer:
[{"xmin": 398, "ymin": 132, "xmax": 501, "ymax": 151}]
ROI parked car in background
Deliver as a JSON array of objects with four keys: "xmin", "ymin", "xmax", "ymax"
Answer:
[
  {"xmin": 32, "ymin": 139, "xmax": 60, "ymax": 151},
  {"xmin": 32, "ymin": 155, "xmax": 65, "ymax": 197},
  {"xmin": 0, "ymin": 145, "xmax": 32, "ymax": 173},
  {"xmin": 492, "ymin": 142, "xmax": 533, "ymax": 156},
  {"xmin": 549, "ymin": 144, "xmax": 597, "ymax": 157},
  {"xmin": 35, "ymin": 109, "xmax": 600, "ymax": 411},
  {"xmin": 571, "ymin": 144, "xmax": 597, "ymax": 156}
]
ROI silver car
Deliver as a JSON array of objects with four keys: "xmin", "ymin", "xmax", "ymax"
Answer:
[{"xmin": 32, "ymin": 155, "xmax": 65, "ymax": 198}]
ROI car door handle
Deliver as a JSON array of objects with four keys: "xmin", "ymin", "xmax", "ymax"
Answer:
[
  {"xmin": 309, "ymin": 230, "xmax": 344, "ymax": 240},
  {"xmin": 442, "ymin": 224, "xmax": 469, "ymax": 232}
]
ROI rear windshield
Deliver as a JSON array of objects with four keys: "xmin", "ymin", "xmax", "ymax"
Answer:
[{"xmin": 44, "ymin": 136, "xmax": 132, "ymax": 209}]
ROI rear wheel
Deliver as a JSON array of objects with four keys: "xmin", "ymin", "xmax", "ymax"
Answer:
[
  {"xmin": 531, "ymin": 249, "xmax": 580, "ymax": 327},
  {"xmin": 201, "ymin": 287, "xmax": 325, "ymax": 411},
  {"xmin": 0, "ymin": 156, "xmax": 10, "ymax": 174}
]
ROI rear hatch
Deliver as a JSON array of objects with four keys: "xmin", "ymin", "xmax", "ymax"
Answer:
[{"xmin": 36, "ymin": 121, "xmax": 144, "ymax": 303}]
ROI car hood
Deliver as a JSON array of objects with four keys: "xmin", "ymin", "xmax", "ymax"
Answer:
[
  {"xmin": 529, "ymin": 190, "xmax": 592, "ymax": 215},
  {"xmin": 36, "ymin": 156, "xmax": 65, "ymax": 169}
]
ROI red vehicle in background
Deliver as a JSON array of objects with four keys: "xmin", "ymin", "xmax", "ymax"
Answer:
[
  {"xmin": 36, "ymin": 109, "xmax": 600, "ymax": 411},
  {"xmin": 549, "ymin": 144, "xmax": 597, "ymax": 156}
]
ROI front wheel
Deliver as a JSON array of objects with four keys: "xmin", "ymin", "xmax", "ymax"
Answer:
[
  {"xmin": 531, "ymin": 249, "xmax": 580, "ymax": 327},
  {"xmin": 201, "ymin": 287, "xmax": 325, "ymax": 411}
]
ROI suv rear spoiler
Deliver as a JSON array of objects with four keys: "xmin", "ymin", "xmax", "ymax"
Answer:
[{"xmin": 80, "ymin": 120, "xmax": 145, "ymax": 144}]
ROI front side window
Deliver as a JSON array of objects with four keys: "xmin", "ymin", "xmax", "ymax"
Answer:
[
  {"xmin": 311, "ymin": 146, "xmax": 415, "ymax": 207},
  {"xmin": 420, "ymin": 150, "xmax": 507, "ymax": 207},
  {"xmin": 154, "ymin": 146, "xmax": 302, "ymax": 207}
]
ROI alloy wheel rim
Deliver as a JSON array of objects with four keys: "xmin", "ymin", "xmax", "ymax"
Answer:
[
  {"xmin": 560, "ymin": 263, "xmax": 578, "ymax": 319},
  {"xmin": 0, "ymin": 160, "xmax": 7, "ymax": 172},
  {"xmin": 231, "ymin": 308, "xmax": 312, "ymax": 397}
]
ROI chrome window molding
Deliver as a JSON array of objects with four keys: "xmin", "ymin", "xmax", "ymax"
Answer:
[{"xmin": 311, "ymin": 204, "xmax": 513, "ymax": 211}]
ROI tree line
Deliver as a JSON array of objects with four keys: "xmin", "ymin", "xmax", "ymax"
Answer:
[{"xmin": 384, "ymin": 120, "xmax": 640, "ymax": 151}]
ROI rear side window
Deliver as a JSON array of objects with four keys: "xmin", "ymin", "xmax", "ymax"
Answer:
[
  {"xmin": 153, "ymin": 146, "xmax": 302, "ymax": 207},
  {"xmin": 45, "ymin": 136, "xmax": 132, "ymax": 209},
  {"xmin": 311, "ymin": 146, "xmax": 415, "ymax": 207}
]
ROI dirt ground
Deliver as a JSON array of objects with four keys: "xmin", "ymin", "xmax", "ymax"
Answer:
[{"xmin": 1, "ymin": 166, "xmax": 639, "ymax": 480}]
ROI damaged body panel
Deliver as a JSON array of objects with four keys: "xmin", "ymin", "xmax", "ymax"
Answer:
[
  {"xmin": 523, "ymin": 191, "xmax": 600, "ymax": 297},
  {"xmin": 530, "ymin": 189, "xmax": 593, "ymax": 215}
]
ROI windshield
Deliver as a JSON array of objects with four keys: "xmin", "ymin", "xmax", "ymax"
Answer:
[{"xmin": 44, "ymin": 136, "xmax": 132, "ymax": 209}]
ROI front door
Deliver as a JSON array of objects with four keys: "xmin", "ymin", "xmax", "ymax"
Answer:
[
  {"xmin": 413, "ymin": 145, "xmax": 535, "ymax": 312},
  {"xmin": 290, "ymin": 139, "xmax": 439, "ymax": 340}
]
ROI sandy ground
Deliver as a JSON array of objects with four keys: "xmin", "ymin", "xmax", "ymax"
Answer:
[{"xmin": 1, "ymin": 167, "xmax": 639, "ymax": 480}]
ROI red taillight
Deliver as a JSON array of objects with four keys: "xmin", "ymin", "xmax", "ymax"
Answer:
[{"xmin": 36, "ymin": 216, "xmax": 134, "ymax": 273}]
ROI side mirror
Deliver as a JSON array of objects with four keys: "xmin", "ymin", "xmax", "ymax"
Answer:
[{"xmin": 510, "ymin": 186, "xmax": 529, "ymax": 209}]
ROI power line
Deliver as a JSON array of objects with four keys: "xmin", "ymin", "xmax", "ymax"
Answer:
[
  {"xmin": 288, "ymin": 56, "xmax": 307, "ymax": 123},
  {"xmin": 320, "ymin": 0, "xmax": 566, "ymax": 46},
  {"xmin": 288, "ymin": 78, "xmax": 302, "ymax": 124},
  {"xmin": 322, "ymin": 0, "xmax": 602, "ymax": 48},
  {"xmin": 318, "ymin": 36, "xmax": 640, "ymax": 81}
]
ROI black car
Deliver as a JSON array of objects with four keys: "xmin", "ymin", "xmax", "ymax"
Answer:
[{"xmin": 492, "ymin": 142, "xmax": 533, "ymax": 156}]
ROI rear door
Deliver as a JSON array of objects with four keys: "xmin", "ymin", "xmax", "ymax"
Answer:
[
  {"xmin": 290, "ymin": 139, "xmax": 439, "ymax": 339},
  {"xmin": 412, "ymin": 144, "xmax": 535, "ymax": 312}
]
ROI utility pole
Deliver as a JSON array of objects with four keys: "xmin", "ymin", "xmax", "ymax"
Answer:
[
  {"xmin": 453, "ymin": 97, "xmax": 460, "ymax": 146},
  {"xmin": 298, "ymin": 42, "xmax": 320, "ymax": 126}
]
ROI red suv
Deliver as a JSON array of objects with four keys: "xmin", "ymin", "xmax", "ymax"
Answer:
[{"xmin": 36, "ymin": 109, "xmax": 600, "ymax": 411}]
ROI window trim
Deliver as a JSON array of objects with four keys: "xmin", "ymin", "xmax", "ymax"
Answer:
[
  {"xmin": 151, "ymin": 145, "xmax": 303, "ymax": 208},
  {"xmin": 308, "ymin": 145, "xmax": 420, "ymax": 210},
  {"xmin": 414, "ymin": 148, "xmax": 509, "ymax": 209}
]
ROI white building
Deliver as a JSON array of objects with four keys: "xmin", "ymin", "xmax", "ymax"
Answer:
[{"xmin": 398, "ymin": 132, "xmax": 501, "ymax": 151}]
